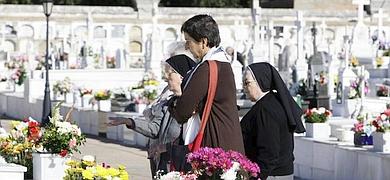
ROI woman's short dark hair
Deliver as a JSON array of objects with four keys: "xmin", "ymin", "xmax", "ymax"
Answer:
[{"xmin": 181, "ymin": 14, "xmax": 221, "ymax": 48}]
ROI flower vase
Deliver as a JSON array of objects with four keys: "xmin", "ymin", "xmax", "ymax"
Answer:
[
  {"xmin": 97, "ymin": 100, "xmax": 111, "ymax": 112},
  {"xmin": 13, "ymin": 83, "xmax": 24, "ymax": 92},
  {"xmin": 80, "ymin": 95, "xmax": 93, "ymax": 108},
  {"xmin": 63, "ymin": 93, "xmax": 73, "ymax": 103},
  {"xmin": 354, "ymin": 132, "xmax": 373, "ymax": 146},
  {"xmin": 135, "ymin": 103, "xmax": 147, "ymax": 114},
  {"xmin": 32, "ymin": 153, "xmax": 70, "ymax": 180},
  {"xmin": 305, "ymin": 122, "xmax": 331, "ymax": 139},
  {"xmin": 373, "ymin": 132, "xmax": 390, "ymax": 153}
]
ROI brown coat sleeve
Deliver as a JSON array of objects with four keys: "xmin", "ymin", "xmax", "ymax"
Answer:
[{"xmin": 169, "ymin": 62, "xmax": 209, "ymax": 124}]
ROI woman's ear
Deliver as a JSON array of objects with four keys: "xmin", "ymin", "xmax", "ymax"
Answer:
[{"xmin": 201, "ymin": 38, "xmax": 208, "ymax": 49}]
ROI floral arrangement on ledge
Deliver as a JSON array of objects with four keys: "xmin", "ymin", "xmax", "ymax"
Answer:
[
  {"xmin": 106, "ymin": 56, "xmax": 116, "ymax": 69},
  {"xmin": 376, "ymin": 57, "xmax": 384, "ymax": 68},
  {"xmin": 0, "ymin": 118, "xmax": 42, "ymax": 178},
  {"xmin": 348, "ymin": 78, "xmax": 369, "ymax": 99},
  {"xmin": 64, "ymin": 155, "xmax": 129, "ymax": 180},
  {"xmin": 79, "ymin": 88, "xmax": 93, "ymax": 97},
  {"xmin": 10, "ymin": 67, "xmax": 27, "ymax": 86},
  {"xmin": 131, "ymin": 71, "xmax": 160, "ymax": 104},
  {"xmin": 53, "ymin": 77, "xmax": 73, "ymax": 95},
  {"xmin": 39, "ymin": 103, "xmax": 86, "ymax": 157},
  {"xmin": 34, "ymin": 55, "xmax": 45, "ymax": 70},
  {"xmin": 376, "ymin": 85, "xmax": 389, "ymax": 97},
  {"xmin": 94, "ymin": 89, "xmax": 111, "ymax": 101},
  {"xmin": 157, "ymin": 147, "xmax": 260, "ymax": 180},
  {"xmin": 303, "ymin": 107, "xmax": 332, "ymax": 123},
  {"xmin": 372, "ymin": 109, "xmax": 390, "ymax": 133},
  {"xmin": 350, "ymin": 56, "xmax": 359, "ymax": 67},
  {"xmin": 352, "ymin": 114, "xmax": 375, "ymax": 136}
]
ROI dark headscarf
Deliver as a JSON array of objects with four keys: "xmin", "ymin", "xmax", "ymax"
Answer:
[
  {"xmin": 248, "ymin": 62, "xmax": 305, "ymax": 133},
  {"xmin": 166, "ymin": 54, "xmax": 196, "ymax": 77}
]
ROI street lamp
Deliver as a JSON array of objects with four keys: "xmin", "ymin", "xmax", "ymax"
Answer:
[{"xmin": 41, "ymin": 0, "xmax": 53, "ymax": 126}]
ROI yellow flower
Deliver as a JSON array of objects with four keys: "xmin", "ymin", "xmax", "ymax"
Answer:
[
  {"xmin": 119, "ymin": 171, "xmax": 129, "ymax": 180},
  {"xmin": 75, "ymin": 167, "xmax": 84, "ymax": 173},
  {"xmin": 350, "ymin": 56, "xmax": 359, "ymax": 67},
  {"xmin": 376, "ymin": 57, "xmax": 384, "ymax": 67},
  {"xmin": 66, "ymin": 160, "xmax": 80, "ymax": 167},
  {"xmin": 96, "ymin": 165, "xmax": 109, "ymax": 178},
  {"xmin": 107, "ymin": 167, "xmax": 120, "ymax": 177},
  {"xmin": 11, "ymin": 121, "xmax": 20, "ymax": 129},
  {"xmin": 82, "ymin": 160, "xmax": 96, "ymax": 167},
  {"xmin": 82, "ymin": 169, "xmax": 95, "ymax": 180}
]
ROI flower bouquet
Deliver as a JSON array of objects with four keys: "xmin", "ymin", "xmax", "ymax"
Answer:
[
  {"xmin": 371, "ymin": 110, "xmax": 390, "ymax": 133},
  {"xmin": 94, "ymin": 90, "xmax": 111, "ymax": 101},
  {"xmin": 10, "ymin": 67, "xmax": 27, "ymax": 86},
  {"xmin": 303, "ymin": 107, "xmax": 332, "ymax": 123},
  {"xmin": 39, "ymin": 103, "xmax": 86, "ymax": 156},
  {"xmin": 186, "ymin": 147, "xmax": 260, "ymax": 179},
  {"xmin": 64, "ymin": 155, "xmax": 129, "ymax": 180},
  {"xmin": 352, "ymin": 114, "xmax": 375, "ymax": 146},
  {"xmin": 106, "ymin": 56, "xmax": 116, "ymax": 69},
  {"xmin": 376, "ymin": 57, "xmax": 384, "ymax": 68},
  {"xmin": 350, "ymin": 56, "xmax": 359, "ymax": 67},
  {"xmin": 348, "ymin": 78, "xmax": 369, "ymax": 99},
  {"xmin": 79, "ymin": 88, "xmax": 93, "ymax": 97},
  {"xmin": 304, "ymin": 107, "xmax": 332, "ymax": 138},
  {"xmin": 376, "ymin": 85, "xmax": 389, "ymax": 97},
  {"xmin": 371, "ymin": 110, "xmax": 390, "ymax": 152},
  {"xmin": 0, "ymin": 118, "xmax": 42, "ymax": 178},
  {"xmin": 53, "ymin": 77, "xmax": 73, "ymax": 95}
]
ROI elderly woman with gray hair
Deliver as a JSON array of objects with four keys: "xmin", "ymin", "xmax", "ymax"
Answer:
[{"xmin": 108, "ymin": 46, "xmax": 196, "ymax": 177}]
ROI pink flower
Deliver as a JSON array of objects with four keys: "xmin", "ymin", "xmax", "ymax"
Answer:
[{"xmin": 68, "ymin": 138, "xmax": 77, "ymax": 148}]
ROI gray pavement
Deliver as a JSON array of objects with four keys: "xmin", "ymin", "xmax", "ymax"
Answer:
[{"xmin": 0, "ymin": 116, "xmax": 152, "ymax": 180}]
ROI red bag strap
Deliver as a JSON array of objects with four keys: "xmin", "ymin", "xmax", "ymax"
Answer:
[{"xmin": 189, "ymin": 60, "xmax": 218, "ymax": 152}]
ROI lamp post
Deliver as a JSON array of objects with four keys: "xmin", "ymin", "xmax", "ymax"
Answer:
[{"xmin": 41, "ymin": 0, "xmax": 53, "ymax": 126}]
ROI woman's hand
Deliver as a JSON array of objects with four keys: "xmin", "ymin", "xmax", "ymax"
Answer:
[{"xmin": 107, "ymin": 117, "xmax": 130, "ymax": 127}]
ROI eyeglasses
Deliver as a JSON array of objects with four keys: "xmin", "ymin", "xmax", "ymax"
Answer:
[{"xmin": 243, "ymin": 80, "xmax": 256, "ymax": 87}]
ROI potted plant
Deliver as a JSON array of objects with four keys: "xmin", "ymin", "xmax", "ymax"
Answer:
[
  {"xmin": 78, "ymin": 87, "xmax": 93, "ymax": 108},
  {"xmin": 351, "ymin": 115, "xmax": 375, "ymax": 146},
  {"xmin": 93, "ymin": 89, "xmax": 111, "ymax": 111},
  {"xmin": 303, "ymin": 107, "xmax": 332, "ymax": 139},
  {"xmin": 52, "ymin": 77, "xmax": 73, "ymax": 103},
  {"xmin": 371, "ymin": 109, "xmax": 390, "ymax": 153},
  {"xmin": 0, "ymin": 118, "xmax": 41, "ymax": 179},
  {"xmin": 33, "ymin": 103, "xmax": 86, "ymax": 180}
]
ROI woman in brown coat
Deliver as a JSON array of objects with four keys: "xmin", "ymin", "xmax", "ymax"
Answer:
[{"xmin": 168, "ymin": 14, "xmax": 245, "ymax": 154}]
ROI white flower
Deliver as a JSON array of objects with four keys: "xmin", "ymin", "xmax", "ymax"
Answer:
[
  {"xmin": 318, "ymin": 107, "xmax": 326, "ymax": 114},
  {"xmin": 82, "ymin": 155, "xmax": 95, "ymax": 162},
  {"xmin": 221, "ymin": 162, "xmax": 239, "ymax": 180},
  {"xmin": 381, "ymin": 114, "xmax": 387, "ymax": 121},
  {"xmin": 157, "ymin": 171, "xmax": 181, "ymax": 180}
]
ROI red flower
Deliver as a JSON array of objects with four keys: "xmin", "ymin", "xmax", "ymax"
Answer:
[
  {"xmin": 305, "ymin": 109, "xmax": 312, "ymax": 117},
  {"xmin": 372, "ymin": 120, "xmax": 380, "ymax": 129},
  {"xmin": 59, "ymin": 149, "xmax": 68, "ymax": 157},
  {"xmin": 325, "ymin": 110, "xmax": 331, "ymax": 116}
]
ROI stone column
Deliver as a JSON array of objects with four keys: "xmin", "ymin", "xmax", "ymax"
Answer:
[
  {"xmin": 267, "ymin": 20, "xmax": 275, "ymax": 65},
  {"xmin": 295, "ymin": 11, "xmax": 307, "ymax": 81}
]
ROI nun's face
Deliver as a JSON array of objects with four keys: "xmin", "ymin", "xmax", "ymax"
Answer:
[
  {"xmin": 243, "ymin": 70, "xmax": 262, "ymax": 102},
  {"xmin": 163, "ymin": 63, "xmax": 183, "ymax": 96}
]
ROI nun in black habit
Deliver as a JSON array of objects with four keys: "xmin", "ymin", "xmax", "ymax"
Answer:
[{"xmin": 240, "ymin": 62, "xmax": 305, "ymax": 180}]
